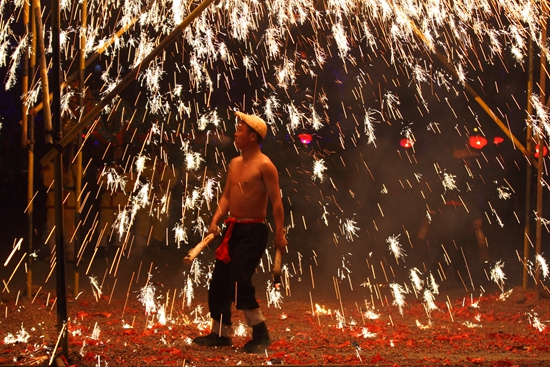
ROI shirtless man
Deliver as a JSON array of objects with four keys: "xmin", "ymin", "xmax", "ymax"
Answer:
[{"xmin": 193, "ymin": 111, "xmax": 287, "ymax": 353}]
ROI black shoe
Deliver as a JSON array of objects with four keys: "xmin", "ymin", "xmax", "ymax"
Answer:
[
  {"xmin": 242, "ymin": 322, "xmax": 271, "ymax": 353},
  {"xmin": 193, "ymin": 333, "xmax": 232, "ymax": 347}
]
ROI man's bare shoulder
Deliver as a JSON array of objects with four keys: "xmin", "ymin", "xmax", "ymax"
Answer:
[
  {"xmin": 258, "ymin": 154, "xmax": 278, "ymax": 178},
  {"xmin": 228, "ymin": 155, "xmax": 243, "ymax": 167}
]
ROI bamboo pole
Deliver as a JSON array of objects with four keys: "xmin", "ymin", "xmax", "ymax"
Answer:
[
  {"xmin": 534, "ymin": 0, "xmax": 548, "ymax": 301},
  {"xmin": 73, "ymin": 0, "xmax": 88, "ymax": 297},
  {"xmin": 32, "ymin": 0, "xmax": 53, "ymax": 147},
  {"xmin": 39, "ymin": 0, "xmax": 217, "ymax": 166},
  {"xmin": 523, "ymin": 37, "xmax": 534, "ymax": 289},
  {"xmin": 23, "ymin": 0, "xmax": 35, "ymax": 299},
  {"xmin": 50, "ymin": 0, "xmax": 69, "ymax": 356},
  {"xmin": 21, "ymin": 3, "xmax": 29, "ymax": 149}
]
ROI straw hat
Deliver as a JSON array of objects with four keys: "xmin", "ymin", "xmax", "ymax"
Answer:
[{"xmin": 235, "ymin": 111, "xmax": 267, "ymax": 139}]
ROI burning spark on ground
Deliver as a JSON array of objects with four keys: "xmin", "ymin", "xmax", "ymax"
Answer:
[
  {"xmin": 361, "ymin": 327, "xmax": 377, "ymax": 338},
  {"xmin": 233, "ymin": 322, "xmax": 247, "ymax": 337},
  {"xmin": 183, "ymin": 275, "xmax": 195, "ymax": 308},
  {"xmin": 89, "ymin": 276, "xmax": 102, "ymax": 299},
  {"xmin": 191, "ymin": 305, "xmax": 210, "ymax": 331},
  {"xmin": 490, "ymin": 260, "xmax": 506, "ymax": 292},
  {"xmin": 90, "ymin": 322, "xmax": 101, "ymax": 340},
  {"xmin": 423, "ymin": 289, "xmax": 438, "ymax": 317},
  {"xmin": 334, "ymin": 309, "xmax": 346, "ymax": 329},
  {"xmin": 314, "ymin": 304, "xmax": 332, "ymax": 316},
  {"xmin": 138, "ymin": 277, "xmax": 157, "ymax": 315},
  {"xmin": 363, "ymin": 305, "xmax": 380, "ymax": 320},
  {"xmin": 157, "ymin": 304, "xmax": 167, "ymax": 325},
  {"xmin": 528, "ymin": 311, "xmax": 546, "ymax": 332},
  {"xmin": 463, "ymin": 321, "xmax": 482, "ymax": 328},
  {"xmin": 416, "ymin": 320, "xmax": 432, "ymax": 329},
  {"xmin": 427, "ymin": 272, "xmax": 439, "ymax": 295},
  {"xmin": 266, "ymin": 281, "xmax": 283, "ymax": 308},
  {"xmin": 498, "ymin": 289, "xmax": 513, "ymax": 301},
  {"xmin": 389, "ymin": 283, "xmax": 408, "ymax": 316},
  {"xmin": 4, "ymin": 324, "xmax": 30, "ymax": 344},
  {"xmin": 409, "ymin": 268, "xmax": 423, "ymax": 291}
]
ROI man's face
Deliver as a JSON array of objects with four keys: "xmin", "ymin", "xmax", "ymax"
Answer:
[{"xmin": 234, "ymin": 121, "xmax": 255, "ymax": 149}]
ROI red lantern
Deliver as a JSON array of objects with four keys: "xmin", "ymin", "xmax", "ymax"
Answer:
[
  {"xmin": 298, "ymin": 133, "xmax": 312, "ymax": 145},
  {"xmin": 469, "ymin": 135, "xmax": 488, "ymax": 149},
  {"xmin": 535, "ymin": 144, "xmax": 548, "ymax": 158},
  {"xmin": 493, "ymin": 136, "xmax": 504, "ymax": 145},
  {"xmin": 399, "ymin": 138, "xmax": 414, "ymax": 148}
]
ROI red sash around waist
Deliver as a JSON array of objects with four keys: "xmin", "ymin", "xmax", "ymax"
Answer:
[{"xmin": 215, "ymin": 217, "xmax": 265, "ymax": 264}]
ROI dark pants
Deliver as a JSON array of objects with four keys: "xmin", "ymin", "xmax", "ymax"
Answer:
[{"xmin": 208, "ymin": 222, "xmax": 268, "ymax": 326}]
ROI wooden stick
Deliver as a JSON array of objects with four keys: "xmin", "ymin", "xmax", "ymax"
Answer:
[{"xmin": 183, "ymin": 233, "xmax": 215, "ymax": 264}]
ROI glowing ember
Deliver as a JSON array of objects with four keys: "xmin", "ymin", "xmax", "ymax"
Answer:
[{"xmin": 3, "ymin": 324, "xmax": 30, "ymax": 344}]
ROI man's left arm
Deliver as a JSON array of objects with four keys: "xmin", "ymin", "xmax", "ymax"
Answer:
[{"xmin": 263, "ymin": 161, "xmax": 287, "ymax": 249}]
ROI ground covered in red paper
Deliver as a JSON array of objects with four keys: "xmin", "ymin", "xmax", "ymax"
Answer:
[{"xmin": 1, "ymin": 277, "xmax": 550, "ymax": 366}]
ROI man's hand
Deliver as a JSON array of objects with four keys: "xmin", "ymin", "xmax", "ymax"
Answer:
[
  {"xmin": 208, "ymin": 223, "xmax": 221, "ymax": 236},
  {"xmin": 274, "ymin": 230, "xmax": 287, "ymax": 249}
]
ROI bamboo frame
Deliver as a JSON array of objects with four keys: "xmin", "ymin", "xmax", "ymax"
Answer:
[
  {"xmin": 409, "ymin": 20, "xmax": 528, "ymax": 157},
  {"xmin": 29, "ymin": 13, "xmax": 141, "ymax": 116},
  {"xmin": 40, "ymin": 0, "xmax": 217, "ymax": 167}
]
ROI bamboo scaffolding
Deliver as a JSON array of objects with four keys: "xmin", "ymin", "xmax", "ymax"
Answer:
[
  {"xmin": 409, "ymin": 20, "xmax": 527, "ymax": 157},
  {"xmin": 28, "ymin": 13, "xmax": 141, "ymax": 116},
  {"xmin": 408, "ymin": 16, "xmax": 548, "ymax": 294},
  {"xmin": 40, "ymin": 0, "xmax": 217, "ymax": 167}
]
